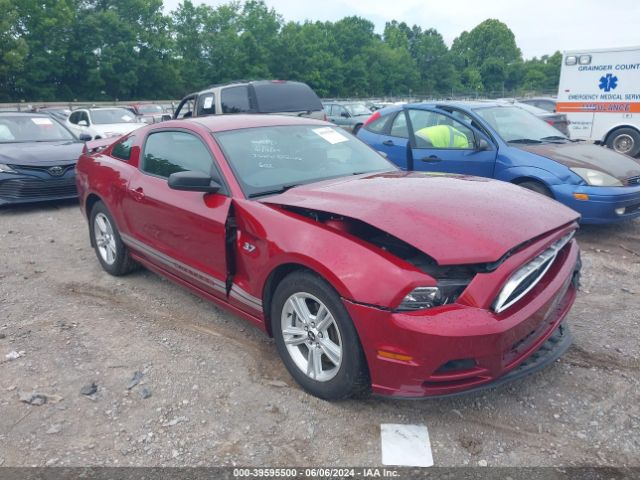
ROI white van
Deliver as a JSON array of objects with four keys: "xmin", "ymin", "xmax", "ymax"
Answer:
[{"xmin": 557, "ymin": 46, "xmax": 640, "ymax": 156}]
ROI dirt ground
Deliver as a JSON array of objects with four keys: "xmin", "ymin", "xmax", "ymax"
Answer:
[{"xmin": 0, "ymin": 200, "xmax": 638, "ymax": 468}]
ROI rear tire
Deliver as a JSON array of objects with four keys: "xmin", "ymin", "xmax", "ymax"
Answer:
[
  {"xmin": 271, "ymin": 271, "xmax": 370, "ymax": 400},
  {"xmin": 518, "ymin": 181, "xmax": 553, "ymax": 198},
  {"xmin": 89, "ymin": 201, "xmax": 137, "ymax": 276},
  {"xmin": 606, "ymin": 128, "xmax": 640, "ymax": 157}
]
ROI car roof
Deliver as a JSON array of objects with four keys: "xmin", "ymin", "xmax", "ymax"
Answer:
[
  {"xmin": 323, "ymin": 101, "xmax": 366, "ymax": 105},
  {"xmin": 186, "ymin": 79, "xmax": 307, "ymax": 96},
  {"xmin": 0, "ymin": 111, "xmax": 51, "ymax": 117},
  {"xmin": 396, "ymin": 100, "xmax": 519, "ymax": 111},
  {"xmin": 185, "ymin": 114, "xmax": 329, "ymax": 133}
]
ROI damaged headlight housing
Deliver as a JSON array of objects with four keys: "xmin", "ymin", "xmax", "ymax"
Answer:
[
  {"xmin": 571, "ymin": 168, "xmax": 622, "ymax": 187},
  {"xmin": 0, "ymin": 163, "xmax": 18, "ymax": 174},
  {"xmin": 397, "ymin": 281, "xmax": 468, "ymax": 311}
]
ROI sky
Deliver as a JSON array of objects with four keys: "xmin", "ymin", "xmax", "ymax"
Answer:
[{"xmin": 162, "ymin": 0, "xmax": 640, "ymax": 59}]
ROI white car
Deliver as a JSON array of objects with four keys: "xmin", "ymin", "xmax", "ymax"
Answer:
[{"xmin": 66, "ymin": 107, "xmax": 141, "ymax": 140}]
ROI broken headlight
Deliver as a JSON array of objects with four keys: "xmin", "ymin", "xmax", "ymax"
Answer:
[
  {"xmin": 0, "ymin": 163, "xmax": 18, "ymax": 174},
  {"xmin": 397, "ymin": 281, "xmax": 469, "ymax": 311}
]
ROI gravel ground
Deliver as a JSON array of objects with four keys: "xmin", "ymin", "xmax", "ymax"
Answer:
[{"xmin": 0, "ymin": 201, "xmax": 639, "ymax": 468}]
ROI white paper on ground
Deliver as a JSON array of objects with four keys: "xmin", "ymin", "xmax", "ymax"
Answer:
[{"xmin": 380, "ymin": 423, "xmax": 434, "ymax": 467}]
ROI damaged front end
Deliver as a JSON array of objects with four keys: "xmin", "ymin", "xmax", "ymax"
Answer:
[{"xmin": 278, "ymin": 205, "xmax": 523, "ymax": 311}]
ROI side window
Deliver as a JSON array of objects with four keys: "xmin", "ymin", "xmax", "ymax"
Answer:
[
  {"xmin": 221, "ymin": 86, "xmax": 251, "ymax": 113},
  {"xmin": 334, "ymin": 106, "xmax": 347, "ymax": 118},
  {"xmin": 175, "ymin": 98, "xmax": 195, "ymax": 119},
  {"xmin": 112, "ymin": 136, "xmax": 135, "ymax": 161},
  {"xmin": 142, "ymin": 131, "xmax": 214, "ymax": 179},
  {"xmin": 69, "ymin": 112, "xmax": 80, "ymax": 124},
  {"xmin": 81, "ymin": 111, "xmax": 90, "ymax": 125},
  {"xmin": 390, "ymin": 112, "xmax": 409, "ymax": 138},
  {"xmin": 409, "ymin": 110, "xmax": 475, "ymax": 150},
  {"xmin": 197, "ymin": 93, "xmax": 216, "ymax": 116},
  {"xmin": 323, "ymin": 104, "xmax": 332, "ymax": 115}
]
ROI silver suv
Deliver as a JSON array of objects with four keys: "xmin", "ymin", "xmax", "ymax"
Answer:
[{"xmin": 173, "ymin": 80, "xmax": 325, "ymax": 120}]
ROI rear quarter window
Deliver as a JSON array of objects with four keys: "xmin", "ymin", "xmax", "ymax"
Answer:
[
  {"xmin": 221, "ymin": 86, "xmax": 251, "ymax": 113},
  {"xmin": 253, "ymin": 82, "xmax": 323, "ymax": 113},
  {"xmin": 363, "ymin": 113, "xmax": 388, "ymax": 133},
  {"xmin": 112, "ymin": 136, "xmax": 136, "ymax": 161}
]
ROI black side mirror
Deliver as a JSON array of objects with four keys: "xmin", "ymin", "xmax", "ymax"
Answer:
[
  {"xmin": 477, "ymin": 138, "xmax": 492, "ymax": 151},
  {"xmin": 78, "ymin": 133, "xmax": 92, "ymax": 142},
  {"xmin": 168, "ymin": 171, "xmax": 221, "ymax": 193}
]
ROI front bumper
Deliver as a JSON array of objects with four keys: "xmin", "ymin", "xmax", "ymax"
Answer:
[
  {"xmin": 0, "ymin": 169, "xmax": 77, "ymax": 206},
  {"xmin": 345, "ymin": 235, "xmax": 579, "ymax": 398},
  {"xmin": 552, "ymin": 184, "xmax": 640, "ymax": 224}
]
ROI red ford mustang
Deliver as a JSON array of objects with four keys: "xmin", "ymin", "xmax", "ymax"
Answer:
[{"xmin": 76, "ymin": 115, "xmax": 581, "ymax": 400}]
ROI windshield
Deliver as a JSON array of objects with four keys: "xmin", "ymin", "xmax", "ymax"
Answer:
[
  {"xmin": 346, "ymin": 103, "xmax": 372, "ymax": 116},
  {"xmin": 90, "ymin": 108, "xmax": 136, "ymax": 125},
  {"xmin": 138, "ymin": 105, "xmax": 162, "ymax": 114},
  {"xmin": 474, "ymin": 106, "xmax": 567, "ymax": 142},
  {"xmin": 0, "ymin": 115, "xmax": 74, "ymax": 143},
  {"xmin": 214, "ymin": 125, "xmax": 394, "ymax": 197}
]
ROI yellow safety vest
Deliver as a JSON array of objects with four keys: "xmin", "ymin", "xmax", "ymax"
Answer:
[{"xmin": 415, "ymin": 125, "xmax": 469, "ymax": 148}]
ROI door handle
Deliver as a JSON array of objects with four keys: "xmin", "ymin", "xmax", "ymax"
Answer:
[
  {"xmin": 421, "ymin": 155, "xmax": 442, "ymax": 163},
  {"xmin": 131, "ymin": 187, "xmax": 145, "ymax": 201},
  {"xmin": 382, "ymin": 140, "xmax": 394, "ymax": 146}
]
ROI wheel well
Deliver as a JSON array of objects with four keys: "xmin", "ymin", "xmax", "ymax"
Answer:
[
  {"xmin": 510, "ymin": 177, "xmax": 554, "ymax": 198},
  {"xmin": 85, "ymin": 194, "xmax": 102, "ymax": 247},
  {"xmin": 86, "ymin": 194, "xmax": 102, "ymax": 219},
  {"xmin": 604, "ymin": 125, "xmax": 640, "ymax": 144},
  {"xmin": 261, "ymin": 263, "xmax": 316, "ymax": 337}
]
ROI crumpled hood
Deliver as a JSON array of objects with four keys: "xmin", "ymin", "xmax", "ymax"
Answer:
[
  {"xmin": 518, "ymin": 142, "xmax": 640, "ymax": 182},
  {"xmin": 262, "ymin": 171, "xmax": 579, "ymax": 265},
  {"xmin": 0, "ymin": 141, "xmax": 84, "ymax": 166}
]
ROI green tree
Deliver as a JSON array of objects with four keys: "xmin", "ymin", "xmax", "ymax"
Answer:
[{"xmin": 0, "ymin": 0, "xmax": 29, "ymax": 101}]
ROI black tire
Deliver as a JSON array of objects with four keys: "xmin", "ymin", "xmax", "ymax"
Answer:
[
  {"xmin": 518, "ymin": 180, "xmax": 553, "ymax": 198},
  {"xmin": 89, "ymin": 201, "xmax": 137, "ymax": 276},
  {"xmin": 271, "ymin": 271, "xmax": 370, "ymax": 400},
  {"xmin": 606, "ymin": 127, "xmax": 640, "ymax": 157}
]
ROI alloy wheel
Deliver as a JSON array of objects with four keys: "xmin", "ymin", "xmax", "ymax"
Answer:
[
  {"xmin": 280, "ymin": 292, "xmax": 343, "ymax": 382},
  {"xmin": 94, "ymin": 212, "xmax": 117, "ymax": 265}
]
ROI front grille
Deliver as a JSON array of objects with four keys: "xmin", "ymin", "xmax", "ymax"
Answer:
[
  {"xmin": 492, "ymin": 232, "xmax": 574, "ymax": 313},
  {"xmin": 10, "ymin": 163, "xmax": 75, "ymax": 177},
  {"xmin": 0, "ymin": 178, "xmax": 77, "ymax": 199},
  {"xmin": 627, "ymin": 175, "xmax": 640, "ymax": 186}
]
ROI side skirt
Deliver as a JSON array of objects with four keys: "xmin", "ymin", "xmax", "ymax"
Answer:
[{"xmin": 130, "ymin": 252, "xmax": 268, "ymax": 333}]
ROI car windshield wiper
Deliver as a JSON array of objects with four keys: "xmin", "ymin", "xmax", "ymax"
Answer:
[
  {"xmin": 540, "ymin": 135, "xmax": 568, "ymax": 142},
  {"xmin": 248, "ymin": 184, "xmax": 301, "ymax": 198},
  {"xmin": 507, "ymin": 138, "xmax": 543, "ymax": 144}
]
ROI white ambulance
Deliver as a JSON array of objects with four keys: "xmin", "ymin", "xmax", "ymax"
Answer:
[{"xmin": 557, "ymin": 46, "xmax": 640, "ymax": 157}]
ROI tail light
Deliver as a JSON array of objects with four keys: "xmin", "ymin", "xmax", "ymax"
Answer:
[{"xmin": 364, "ymin": 111, "xmax": 380, "ymax": 126}]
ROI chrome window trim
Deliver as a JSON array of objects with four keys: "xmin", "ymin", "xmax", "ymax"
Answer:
[{"xmin": 493, "ymin": 232, "xmax": 574, "ymax": 313}]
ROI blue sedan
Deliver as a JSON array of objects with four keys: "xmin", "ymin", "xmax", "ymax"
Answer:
[{"xmin": 357, "ymin": 102, "xmax": 640, "ymax": 224}]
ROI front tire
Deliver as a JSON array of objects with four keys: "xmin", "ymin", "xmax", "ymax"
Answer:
[
  {"xmin": 606, "ymin": 128, "xmax": 640, "ymax": 157},
  {"xmin": 89, "ymin": 201, "xmax": 136, "ymax": 276},
  {"xmin": 271, "ymin": 271, "xmax": 370, "ymax": 400}
]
